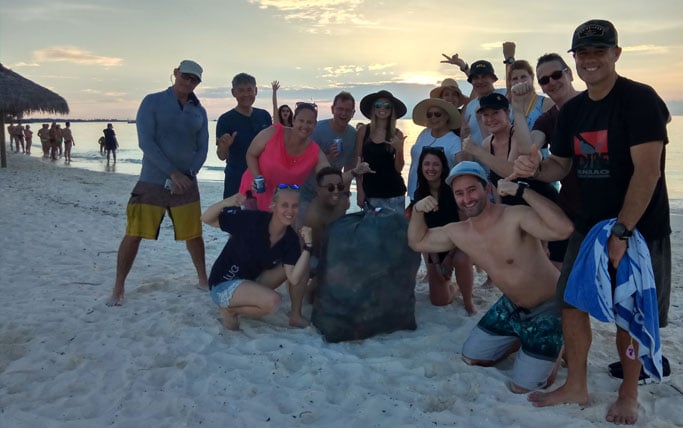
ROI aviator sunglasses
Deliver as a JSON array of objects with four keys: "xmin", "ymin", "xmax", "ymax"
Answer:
[
  {"xmin": 538, "ymin": 68, "xmax": 568, "ymax": 85},
  {"xmin": 374, "ymin": 101, "xmax": 393, "ymax": 110},
  {"xmin": 426, "ymin": 111, "xmax": 443, "ymax": 119},
  {"xmin": 321, "ymin": 183, "xmax": 345, "ymax": 192},
  {"xmin": 277, "ymin": 183, "xmax": 300, "ymax": 190}
]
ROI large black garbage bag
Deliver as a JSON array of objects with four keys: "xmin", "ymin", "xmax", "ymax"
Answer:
[{"xmin": 312, "ymin": 209, "xmax": 420, "ymax": 342}]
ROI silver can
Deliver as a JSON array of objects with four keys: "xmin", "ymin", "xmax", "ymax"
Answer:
[{"xmin": 254, "ymin": 175, "xmax": 266, "ymax": 193}]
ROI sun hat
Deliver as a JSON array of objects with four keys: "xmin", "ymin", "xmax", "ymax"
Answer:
[
  {"xmin": 467, "ymin": 60, "xmax": 497, "ymax": 83},
  {"xmin": 569, "ymin": 19, "xmax": 618, "ymax": 53},
  {"xmin": 178, "ymin": 59, "xmax": 203, "ymax": 82},
  {"xmin": 445, "ymin": 161, "xmax": 488, "ymax": 186},
  {"xmin": 359, "ymin": 90, "xmax": 407, "ymax": 119},
  {"xmin": 429, "ymin": 78, "xmax": 466, "ymax": 106},
  {"xmin": 476, "ymin": 92, "xmax": 509, "ymax": 113},
  {"xmin": 412, "ymin": 98, "xmax": 462, "ymax": 129}
]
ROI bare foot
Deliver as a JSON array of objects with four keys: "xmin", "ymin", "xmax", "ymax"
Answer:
[
  {"xmin": 105, "ymin": 288, "xmax": 124, "ymax": 306},
  {"xmin": 196, "ymin": 282, "xmax": 209, "ymax": 291},
  {"xmin": 528, "ymin": 383, "xmax": 589, "ymax": 407},
  {"xmin": 289, "ymin": 316, "xmax": 310, "ymax": 328},
  {"xmin": 606, "ymin": 394, "xmax": 638, "ymax": 425},
  {"xmin": 464, "ymin": 301, "xmax": 477, "ymax": 316},
  {"xmin": 219, "ymin": 308, "xmax": 240, "ymax": 331}
]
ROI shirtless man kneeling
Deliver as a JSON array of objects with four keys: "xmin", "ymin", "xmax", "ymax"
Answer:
[{"xmin": 408, "ymin": 161, "xmax": 573, "ymax": 392}]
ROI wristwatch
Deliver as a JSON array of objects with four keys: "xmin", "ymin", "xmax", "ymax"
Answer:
[
  {"xmin": 611, "ymin": 222, "xmax": 633, "ymax": 240},
  {"xmin": 302, "ymin": 243, "xmax": 314, "ymax": 252},
  {"xmin": 503, "ymin": 56, "xmax": 515, "ymax": 65},
  {"xmin": 515, "ymin": 181, "xmax": 529, "ymax": 199}
]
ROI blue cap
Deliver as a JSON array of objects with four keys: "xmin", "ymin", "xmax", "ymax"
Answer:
[{"xmin": 445, "ymin": 161, "xmax": 488, "ymax": 186}]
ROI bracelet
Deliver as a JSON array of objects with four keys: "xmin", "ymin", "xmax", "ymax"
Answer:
[{"xmin": 303, "ymin": 243, "xmax": 313, "ymax": 252}]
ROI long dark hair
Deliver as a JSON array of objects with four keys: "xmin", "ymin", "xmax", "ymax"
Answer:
[
  {"xmin": 278, "ymin": 104, "xmax": 293, "ymax": 126},
  {"xmin": 414, "ymin": 148, "xmax": 450, "ymax": 201}
]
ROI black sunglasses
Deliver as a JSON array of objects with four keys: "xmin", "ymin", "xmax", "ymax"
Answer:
[
  {"xmin": 295, "ymin": 102, "xmax": 318, "ymax": 111},
  {"xmin": 421, "ymin": 146, "xmax": 445, "ymax": 154},
  {"xmin": 538, "ymin": 68, "xmax": 568, "ymax": 85},
  {"xmin": 426, "ymin": 111, "xmax": 443, "ymax": 119},
  {"xmin": 321, "ymin": 183, "xmax": 345, "ymax": 192}
]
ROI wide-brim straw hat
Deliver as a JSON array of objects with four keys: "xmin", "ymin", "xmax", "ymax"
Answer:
[
  {"xmin": 359, "ymin": 90, "xmax": 407, "ymax": 119},
  {"xmin": 429, "ymin": 78, "xmax": 467, "ymax": 107},
  {"xmin": 412, "ymin": 98, "xmax": 462, "ymax": 130}
]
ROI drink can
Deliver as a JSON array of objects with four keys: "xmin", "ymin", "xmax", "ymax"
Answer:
[
  {"xmin": 333, "ymin": 137, "xmax": 343, "ymax": 153},
  {"xmin": 254, "ymin": 175, "xmax": 266, "ymax": 193}
]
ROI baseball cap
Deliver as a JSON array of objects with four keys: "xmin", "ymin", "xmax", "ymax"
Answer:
[
  {"xmin": 569, "ymin": 19, "xmax": 618, "ymax": 52},
  {"xmin": 467, "ymin": 60, "xmax": 497, "ymax": 83},
  {"xmin": 476, "ymin": 92, "xmax": 509, "ymax": 113},
  {"xmin": 178, "ymin": 60, "xmax": 203, "ymax": 82},
  {"xmin": 445, "ymin": 161, "xmax": 488, "ymax": 186}
]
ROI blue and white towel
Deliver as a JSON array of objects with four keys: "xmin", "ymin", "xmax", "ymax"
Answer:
[{"xmin": 564, "ymin": 219, "xmax": 663, "ymax": 381}]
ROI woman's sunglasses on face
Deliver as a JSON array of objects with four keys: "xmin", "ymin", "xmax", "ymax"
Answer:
[
  {"xmin": 277, "ymin": 183, "xmax": 300, "ymax": 190},
  {"xmin": 374, "ymin": 101, "xmax": 392, "ymax": 110},
  {"xmin": 538, "ymin": 68, "xmax": 568, "ymax": 85},
  {"xmin": 426, "ymin": 111, "xmax": 443, "ymax": 119}
]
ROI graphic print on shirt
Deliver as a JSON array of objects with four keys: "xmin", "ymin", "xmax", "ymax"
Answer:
[{"xmin": 573, "ymin": 129, "xmax": 609, "ymax": 179}]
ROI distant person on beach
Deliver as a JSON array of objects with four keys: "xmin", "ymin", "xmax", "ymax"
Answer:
[
  {"xmin": 37, "ymin": 124, "xmax": 50, "ymax": 157},
  {"xmin": 298, "ymin": 91, "xmax": 358, "ymax": 223},
  {"xmin": 510, "ymin": 20, "xmax": 671, "ymax": 425},
  {"xmin": 107, "ymin": 59, "xmax": 209, "ymax": 307},
  {"xmin": 54, "ymin": 124, "xmax": 63, "ymax": 158},
  {"xmin": 48, "ymin": 122, "xmax": 58, "ymax": 160},
  {"xmin": 62, "ymin": 121, "xmax": 74, "ymax": 162},
  {"xmin": 23, "ymin": 125, "xmax": 33, "ymax": 155},
  {"xmin": 216, "ymin": 73, "xmax": 272, "ymax": 199},
  {"xmin": 271, "ymin": 80, "xmax": 293, "ymax": 127},
  {"xmin": 13, "ymin": 121, "xmax": 25, "ymax": 153},
  {"xmin": 202, "ymin": 187, "xmax": 313, "ymax": 330},
  {"xmin": 98, "ymin": 136, "xmax": 105, "ymax": 155},
  {"xmin": 408, "ymin": 161, "xmax": 573, "ymax": 393},
  {"xmin": 103, "ymin": 123, "xmax": 118, "ymax": 164},
  {"xmin": 355, "ymin": 90, "xmax": 407, "ymax": 213},
  {"xmin": 7, "ymin": 123, "xmax": 16, "ymax": 151}
]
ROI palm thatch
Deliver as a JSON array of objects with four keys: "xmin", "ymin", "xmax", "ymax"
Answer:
[{"xmin": 0, "ymin": 63, "xmax": 69, "ymax": 167}]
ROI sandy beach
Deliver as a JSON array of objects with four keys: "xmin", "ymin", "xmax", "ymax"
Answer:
[{"xmin": 0, "ymin": 153, "xmax": 681, "ymax": 427}]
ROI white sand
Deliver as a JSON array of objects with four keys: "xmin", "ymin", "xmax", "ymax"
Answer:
[{"xmin": 0, "ymin": 153, "xmax": 681, "ymax": 428}]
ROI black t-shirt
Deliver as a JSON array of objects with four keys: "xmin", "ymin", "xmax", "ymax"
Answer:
[
  {"xmin": 208, "ymin": 209, "xmax": 301, "ymax": 288},
  {"xmin": 551, "ymin": 76, "xmax": 670, "ymax": 239},
  {"xmin": 414, "ymin": 184, "xmax": 459, "ymax": 228}
]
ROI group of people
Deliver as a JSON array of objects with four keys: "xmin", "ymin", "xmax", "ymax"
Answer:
[
  {"xmin": 6, "ymin": 122, "xmax": 33, "ymax": 154},
  {"xmin": 105, "ymin": 19, "xmax": 671, "ymax": 425},
  {"xmin": 6, "ymin": 121, "xmax": 76, "ymax": 161}
]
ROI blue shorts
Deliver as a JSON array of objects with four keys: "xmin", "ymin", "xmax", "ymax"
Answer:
[{"xmin": 210, "ymin": 279, "xmax": 246, "ymax": 308}]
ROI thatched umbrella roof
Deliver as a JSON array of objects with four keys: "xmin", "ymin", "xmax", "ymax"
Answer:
[{"xmin": 0, "ymin": 63, "xmax": 70, "ymax": 167}]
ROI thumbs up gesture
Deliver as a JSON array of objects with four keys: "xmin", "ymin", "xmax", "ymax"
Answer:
[{"xmin": 506, "ymin": 143, "xmax": 541, "ymax": 181}]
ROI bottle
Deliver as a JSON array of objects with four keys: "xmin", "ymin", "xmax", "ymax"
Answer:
[{"xmin": 244, "ymin": 190, "xmax": 258, "ymax": 210}]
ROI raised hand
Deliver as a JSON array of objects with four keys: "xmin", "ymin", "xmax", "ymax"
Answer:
[
  {"xmin": 300, "ymin": 226, "xmax": 313, "ymax": 245},
  {"xmin": 414, "ymin": 196, "xmax": 439, "ymax": 213},
  {"xmin": 496, "ymin": 179, "xmax": 520, "ymax": 197},
  {"xmin": 441, "ymin": 53, "xmax": 467, "ymax": 70},
  {"xmin": 507, "ymin": 143, "xmax": 540, "ymax": 181},
  {"xmin": 352, "ymin": 156, "xmax": 375, "ymax": 176},
  {"xmin": 271, "ymin": 80, "xmax": 280, "ymax": 92},
  {"xmin": 502, "ymin": 42, "xmax": 516, "ymax": 60}
]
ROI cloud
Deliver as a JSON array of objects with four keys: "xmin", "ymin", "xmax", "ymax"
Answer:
[
  {"xmin": 321, "ymin": 63, "xmax": 395, "ymax": 78},
  {"xmin": 33, "ymin": 47, "xmax": 123, "ymax": 67},
  {"xmin": 12, "ymin": 62, "xmax": 40, "ymax": 67},
  {"xmin": 81, "ymin": 89, "xmax": 127, "ymax": 97},
  {"xmin": 248, "ymin": 0, "xmax": 374, "ymax": 28},
  {"xmin": 622, "ymin": 44, "xmax": 669, "ymax": 54}
]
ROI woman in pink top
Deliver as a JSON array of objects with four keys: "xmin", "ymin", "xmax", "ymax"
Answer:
[{"xmin": 239, "ymin": 102, "xmax": 371, "ymax": 211}]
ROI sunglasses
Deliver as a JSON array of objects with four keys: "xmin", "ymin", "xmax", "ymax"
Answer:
[
  {"xmin": 277, "ymin": 183, "xmax": 300, "ymax": 190},
  {"xmin": 537, "ymin": 68, "xmax": 567, "ymax": 85},
  {"xmin": 321, "ymin": 183, "xmax": 345, "ymax": 193},
  {"xmin": 374, "ymin": 101, "xmax": 393, "ymax": 110},
  {"xmin": 180, "ymin": 73, "xmax": 200, "ymax": 84},
  {"xmin": 421, "ymin": 146, "xmax": 445, "ymax": 154},
  {"xmin": 295, "ymin": 101, "xmax": 318, "ymax": 111},
  {"xmin": 426, "ymin": 111, "xmax": 443, "ymax": 119}
]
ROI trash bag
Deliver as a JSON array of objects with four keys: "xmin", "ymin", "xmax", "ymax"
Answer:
[{"xmin": 312, "ymin": 208, "xmax": 420, "ymax": 342}]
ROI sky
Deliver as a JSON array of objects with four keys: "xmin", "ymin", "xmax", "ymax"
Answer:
[{"xmin": 1, "ymin": 0, "xmax": 682, "ymax": 120}]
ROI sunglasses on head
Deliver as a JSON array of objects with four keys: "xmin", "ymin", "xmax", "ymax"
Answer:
[
  {"xmin": 538, "ymin": 68, "xmax": 568, "ymax": 85},
  {"xmin": 426, "ymin": 111, "xmax": 443, "ymax": 119},
  {"xmin": 321, "ymin": 183, "xmax": 345, "ymax": 192},
  {"xmin": 421, "ymin": 146, "xmax": 445, "ymax": 154},
  {"xmin": 277, "ymin": 183, "xmax": 300, "ymax": 190},
  {"xmin": 295, "ymin": 101, "xmax": 318, "ymax": 111},
  {"xmin": 374, "ymin": 101, "xmax": 392, "ymax": 110},
  {"xmin": 180, "ymin": 73, "xmax": 200, "ymax": 84}
]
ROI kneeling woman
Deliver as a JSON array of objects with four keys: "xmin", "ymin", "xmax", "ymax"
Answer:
[
  {"xmin": 411, "ymin": 148, "xmax": 475, "ymax": 313},
  {"xmin": 201, "ymin": 185, "xmax": 313, "ymax": 330}
]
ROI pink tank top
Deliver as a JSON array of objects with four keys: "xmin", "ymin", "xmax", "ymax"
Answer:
[{"xmin": 239, "ymin": 124, "xmax": 320, "ymax": 211}]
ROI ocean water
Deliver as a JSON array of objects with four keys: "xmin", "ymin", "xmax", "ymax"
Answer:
[{"xmin": 10, "ymin": 116, "xmax": 683, "ymax": 206}]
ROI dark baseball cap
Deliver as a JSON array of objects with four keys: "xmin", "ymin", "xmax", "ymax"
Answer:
[
  {"xmin": 569, "ymin": 19, "xmax": 618, "ymax": 52},
  {"xmin": 467, "ymin": 60, "xmax": 497, "ymax": 83},
  {"xmin": 476, "ymin": 92, "xmax": 509, "ymax": 113}
]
